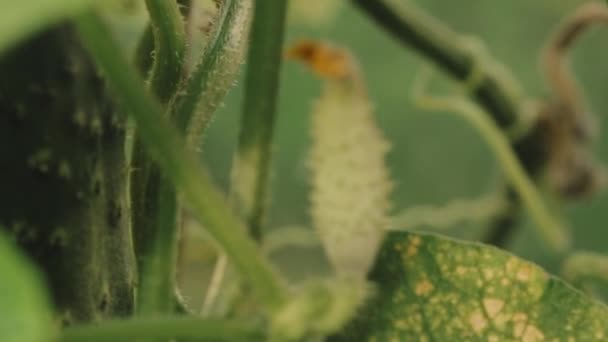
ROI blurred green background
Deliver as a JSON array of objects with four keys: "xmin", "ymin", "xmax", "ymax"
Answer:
[{"xmin": 201, "ymin": 0, "xmax": 608, "ymax": 274}]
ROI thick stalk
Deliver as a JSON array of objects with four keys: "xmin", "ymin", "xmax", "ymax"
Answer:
[
  {"xmin": 416, "ymin": 95, "xmax": 569, "ymax": 252},
  {"xmin": 165, "ymin": 0, "xmax": 253, "ymax": 316},
  {"xmin": 135, "ymin": 175, "xmax": 179, "ymax": 314},
  {"xmin": 75, "ymin": 12, "xmax": 287, "ymax": 312},
  {"xmin": 170, "ymin": 0, "xmax": 252, "ymax": 145},
  {"xmin": 200, "ymin": 0, "xmax": 286, "ymax": 315},
  {"xmin": 233, "ymin": 0, "xmax": 288, "ymax": 240},
  {"xmin": 131, "ymin": 0, "xmax": 187, "ymax": 315},
  {"xmin": 143, "ymin": 0, "xmax": 186, "ymax": 103},
  {"xmin": 351, "ymin": 0, "xmax": 521, "ymax": 127}
]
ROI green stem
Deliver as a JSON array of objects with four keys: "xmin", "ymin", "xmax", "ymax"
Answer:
[
  {"xmin": 415, "ymin": 92, "xmax": 570, "ymax": 252},
  {"xmin": 350, "ymin": 0, "xmax": 521, "ymax": 128},
  {"xmin": 390, "ymin": 195, "xmax": 505, "ymax": 231},
  {"xmin": 144, "ymin": 0, "xmax": 186, "ymax": 103},
  {"xmin": 60, "ymin": 317, "xmax": 265, "ymax": 342},
  {"xmin": 131, "ymin": 0, "xmax": 188, "ymax": 316},
  {"xmin": 135, "ymin": 176, "xmax": 179, "ymax": 315},
  {"xmin": 134, "ymin": 25, "xmax": 154, "ymax": 76},
  {"xmin": 168, "ymin": 0, "xmax": 252, "ymax": 315},
  {"xmin": 171, "ymin": 0, "xmax": 252, "ymax": 143},
  {"xmin": 562, "ymin": 251, "xmax": 608, "ymax": 286},
  {"xmin": 75, "ymin": 11, "xmax": 287, "ymax": 312},
  {"xmin": 233, "ymin": 0, "xmax": 288, "ymax": 240},
  {"xmin": 352, "ymin": 0, "xmax": 548, "ymax": 248}
]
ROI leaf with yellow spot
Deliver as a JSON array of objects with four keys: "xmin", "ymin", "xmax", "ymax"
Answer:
[{"xmin": 330, "ymin": 231, "xmax": 608, "ymax": 341}]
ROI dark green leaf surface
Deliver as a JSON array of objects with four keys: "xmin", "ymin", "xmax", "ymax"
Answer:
[
  {"xmin": 333, "ymin": 231, "xmax": 608, "ymax": 341},
  {"xmin": 0, "ymin": 231, "xmax": 53, "ymax": 342}
]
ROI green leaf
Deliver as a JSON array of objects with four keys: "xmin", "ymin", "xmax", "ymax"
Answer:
[
  {"xmin": 332, "ymin": 231, "xmax": 608, "ymax": 341},
  {"xmin": 0, "ymin": 0, "xmax": 96, "ymax": 55},
  {"xmin": 0, "ymin": 231, "xmax": 54, "ymax": 342}
]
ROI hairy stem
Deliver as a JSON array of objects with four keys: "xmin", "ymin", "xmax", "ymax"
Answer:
[
  {"xmin": 131, "ymin": 0, "xmax": 188, "ymax": 315},
  {"xmin": 75, "ymin": 11, "xmax": 287, "ymax": 312},
  {"xmin": 144, "ymin": 0, "xmax": 186, "ymax": 103},
  {"xmin": 170, "ymin": 0, "xmax": 252, "ymax": 145},
  {"xmin": 233, "ymin": 0, "xmax": 288, "ymax": 241},
  {"xmin": 200, "ymin": 0, "xmax": 286, "ymax": 313},
  {"xmin": 165, "ymin": 0, "xmax": 253, "ymax": 316},
  {"xmin": 60, "ymin": 317, "xmax": 265, "ymax": 342}
]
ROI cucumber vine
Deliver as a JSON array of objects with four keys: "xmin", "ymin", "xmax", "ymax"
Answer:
[{"xmin": 1, "ymin": 1, "xmax": 608, "ymax": 341}]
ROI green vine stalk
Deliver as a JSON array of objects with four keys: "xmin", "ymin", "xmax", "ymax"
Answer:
[
  {"xmin": 75, "ymin": 10, "xmax": 288, "ymax": 313},
  {"xmin": 351, "ymin": 0, "xmax": 548, "ymax": 247},
  {"xmin": 166, "ymin": 0, "xmax": 254, "ymax": 316},
  {"xmin": 171, "ymin": 0, "xmax": 252, "ymax": 146},
  {"xmin": 130, "ymin": 0, "xmax": 187, "ymax": 316},
  {"xmin": 233, "ymin": 0, "xmax": 289, "ymax": 241},
  {"xmin": 143, "ymin": 0, "xmax": 186, "ymax": 103},
  {"xmin": 413, "ymin": 77, "xmax": 570, "ymax": 252},
  {"xmin": 198, "ymin": 0, "xmax": 288, "ymax": 313},
  {"xmin": 351, "ymin": 0, "xmax": 523, "ymax": 127}
]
